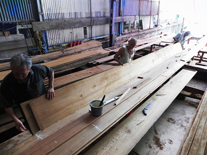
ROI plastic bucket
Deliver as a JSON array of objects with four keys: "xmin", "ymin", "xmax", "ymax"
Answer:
[{"xmin": 90, "ymin": 100, "xmax": 103, "ymax": 116}]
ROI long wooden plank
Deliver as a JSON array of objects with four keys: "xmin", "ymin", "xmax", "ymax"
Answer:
[
  {"xmin": 84, "ymin": 69, "xmax": 196, "ymax": 155},
  {"xmin": 0, "ymin": 130, "xmax": 32, "ymax": 153},
  {"xmin": 197, "ymin": 117, "xmax": 207, "ymax": 154},
  {"xmin": 0, "ymin": 49, "xmax": 108, "ymax": 81},
  {"xmin": 0, "ymin": 40, "xmax": 102, "ymax": 72},
  {"xmin": 188, "ymin": 91, "xmax": 207, "ymax": 154},
  {"xmin": 29, "ymin": 43, "xmax": 182, "ymax": 130},
  {"xmin": 177, "ymin": 89, "xmax": 207, "ymax": 155}
]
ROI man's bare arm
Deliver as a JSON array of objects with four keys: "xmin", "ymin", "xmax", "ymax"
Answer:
[
  {"xmin": 114, "ymin": 48, "xmax": 124, "ymax": 66},
  {"xmin": 47, "ymin": 72, "xmax": 55, "ymax": 100},
  {"xmin": 5, "ymin": 107, "xmax": 26, "ymax": 132}
]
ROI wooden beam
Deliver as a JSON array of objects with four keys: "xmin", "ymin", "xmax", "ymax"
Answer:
[
  {"xmin": 32, "ymin": 16, "xmax": 143, "ymax": 32},
  {"xmin": 0, "ymin": 49, "xmax": 109, "ymax": 82},
  {"xmin": 0, "ymin": 130, "xmax": 32, "ymax": 153},
  {"xmin": 0, "ymin": 40, "xmax": 102, "ymax": 72},
  {"xmin": 32, "ymin": 17, "xmax": 110, "ymax": 31},
  {"xmin": 178, "ymin": 88, "xmax": 207, "ymax": 155},
  {"xmin": 84, "ymin": 69, "xmax": 196, "ymax": 155}
]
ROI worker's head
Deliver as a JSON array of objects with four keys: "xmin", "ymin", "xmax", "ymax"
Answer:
[
  {"xmin": 10, "ymin": 54, "xmax": 32, "ymax": 82},
  {"xmin": 127, "ymin": 38, "xmax": 137, "ymax": 50},
  {"xmin": 184, "ymin": 31, "xmax": 191, "ymax": 37}
]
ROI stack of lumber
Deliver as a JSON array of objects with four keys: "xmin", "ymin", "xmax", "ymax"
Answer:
[
  {"xmin": 85, "ymin": 69, "xmax": 197, "ymax": 155},
  {"xmin": 1, "ymin": 35, "xmax": 206, "ymax": 155},
  {"xmin": 0, "ymin": 40, "xmax": 103, "ymax": 72}
]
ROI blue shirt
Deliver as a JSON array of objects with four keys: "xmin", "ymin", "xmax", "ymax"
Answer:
[{"xmin": 173, "ymin": 33, "xmax": 187, "ymax": 45}]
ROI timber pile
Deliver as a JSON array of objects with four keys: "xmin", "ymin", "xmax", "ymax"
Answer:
[
  {"xmin": 0, "ymin": 48, "xmax": 110, "ymax": 82},
  {"xmin": 0, "ymin": 40, "xmax": 103, "ymax": 72},
  {"xmin": 0, "ymin": 35, "xmax": 172, "ymax": 136},
  {"xmin": 1, "ymin": 35, "xmax": 206, "ymax": 155},
  {"xmin": 0, "ymin": 34, "xmax": 174, "ymax": 83},
  {"xmin": 85, "ymin": 69, "xmax": 197, "ymax": 155}
]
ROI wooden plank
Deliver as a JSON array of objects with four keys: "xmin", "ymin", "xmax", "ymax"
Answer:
[
  {"xmin": 29, "ymin": 43, "xmax": 182, "ymax": 130},
  {"xmin": 0, "ymin": 49, "xmax": 108, "ymax": 82},
  {"xmin": 188, "ymin": 92, "xmax": 207, "ymax": 154},
  {"xmin": 84, "ymin": 69, "xmax": 196, "ymax": 155},
  {"xmin": 0, "ymin": 118, "xmax": 24, "ymax": 134},
  {"xmin": 178, "ymin": 89, "xmax": 207, "ymax": 155},
  {"xmin": 115, "ymin": 23, "xmax": 181, "ymax": 42},
  {"xmin": 32, "ymin": 17, "xmax": 109, "ymax": 31},
  {"xmin": 3, "ymin": 105, "xmax": 90, "ymax": 155},
  {"xmin": 0, "ymin": 40, "xmax": 102, "ymax": 72},
  {"xmin": 0, "ymin": 130, "xmax": 32, "ymax": 153},
  {"xmin": 88, "ymin": 55, "xmax": 114, "ymax": 65},
  {"xmin": 0, "ymin": 39, "xmax": 26, "ymax": 51},
  {"xmin": 32, "ymin": 16, "xmax": 143, "ymax": 32},
  {"xmin": 197, "ymin": 117, "xmax": 207, "ymax": 154},
  {"xmin": 114, "ymin": 87, "xmax": 131, "ymax": 105}
]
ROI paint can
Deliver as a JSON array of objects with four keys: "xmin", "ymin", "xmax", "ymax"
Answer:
[{"xmin": 90, "ymin": 100, "xmax": 103, "ymax": 116}]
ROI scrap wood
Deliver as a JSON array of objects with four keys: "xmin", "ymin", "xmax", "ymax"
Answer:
[{"xmin": 114, "ymin": 87, "xmax": 131, "ymax": 105}]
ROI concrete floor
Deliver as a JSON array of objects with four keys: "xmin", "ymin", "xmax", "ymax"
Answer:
[
  {"xmin": 130, "ymin": 98, "xmax": 198, "ymax": 155},
  {"xmin": 129, "ymin": 76, "xmax": 207, "ymax": 155}
]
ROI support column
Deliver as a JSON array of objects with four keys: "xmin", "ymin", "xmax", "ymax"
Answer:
[{"xmin": 109, "ymin": 0, "xmax": 117, "ymax": 47}]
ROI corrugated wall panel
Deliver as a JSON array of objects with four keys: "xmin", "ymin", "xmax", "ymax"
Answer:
[
  {"xmin": 140, "ymin": 0, "xmax": 151, "ymax": 16},
  {"xmin": 0, "ymin": 0, "xmax": 37, "ymax": 22},
  {"xmin": 41, "ymin": 0, "xmax": 110, "ymax": 46},
  {"xmin": 123, "ymin": 0, "xmax": 139, "ymax": 16}
]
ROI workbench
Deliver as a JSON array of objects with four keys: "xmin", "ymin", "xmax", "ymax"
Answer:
[{"xmin": 1, "ymin": 35, "xmax": 207, "ymax": 155}]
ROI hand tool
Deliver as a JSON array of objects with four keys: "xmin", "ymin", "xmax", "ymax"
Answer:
[{"xmin": 143, "ymin": 103, "xmax": 153, "ymax": 116}]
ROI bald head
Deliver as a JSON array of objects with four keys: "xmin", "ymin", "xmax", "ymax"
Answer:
[
  {"xmin": 128, "ymin": 38, "xmax": 137, "ymax": 45},
  {"xmin": 127, "ymin": 38, "xmax": 137, "ymax": 50}
]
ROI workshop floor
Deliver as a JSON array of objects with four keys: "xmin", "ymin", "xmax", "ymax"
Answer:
[
  {"xmin": 129, "ymin": 77, "xmax": 207, "ymax": 155},
  {"xmin": 129, "ymin": 98, "xmax": 198, "ymax": 155}
]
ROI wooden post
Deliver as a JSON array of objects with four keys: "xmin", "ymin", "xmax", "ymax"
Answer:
[{"xmin": 109, "ymin": 0, "xmax": 117, "ymax": 47}]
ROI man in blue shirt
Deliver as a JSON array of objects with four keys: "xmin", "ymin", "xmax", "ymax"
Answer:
[{"xmin": 173, "ymin": 31, "xmax": 191, "ymax": 50}]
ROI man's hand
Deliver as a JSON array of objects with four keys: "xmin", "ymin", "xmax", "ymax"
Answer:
[
  {"xmin": 47, "ymin": 87, "xmax": 55, "ymax": 100},
  {"xmin": 15, "ymin": 119, "xmax": 26, "ymax": 132},
  {"xmin": 119, "ymin": 62, "xmax": 123, "ymax": 66}
]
